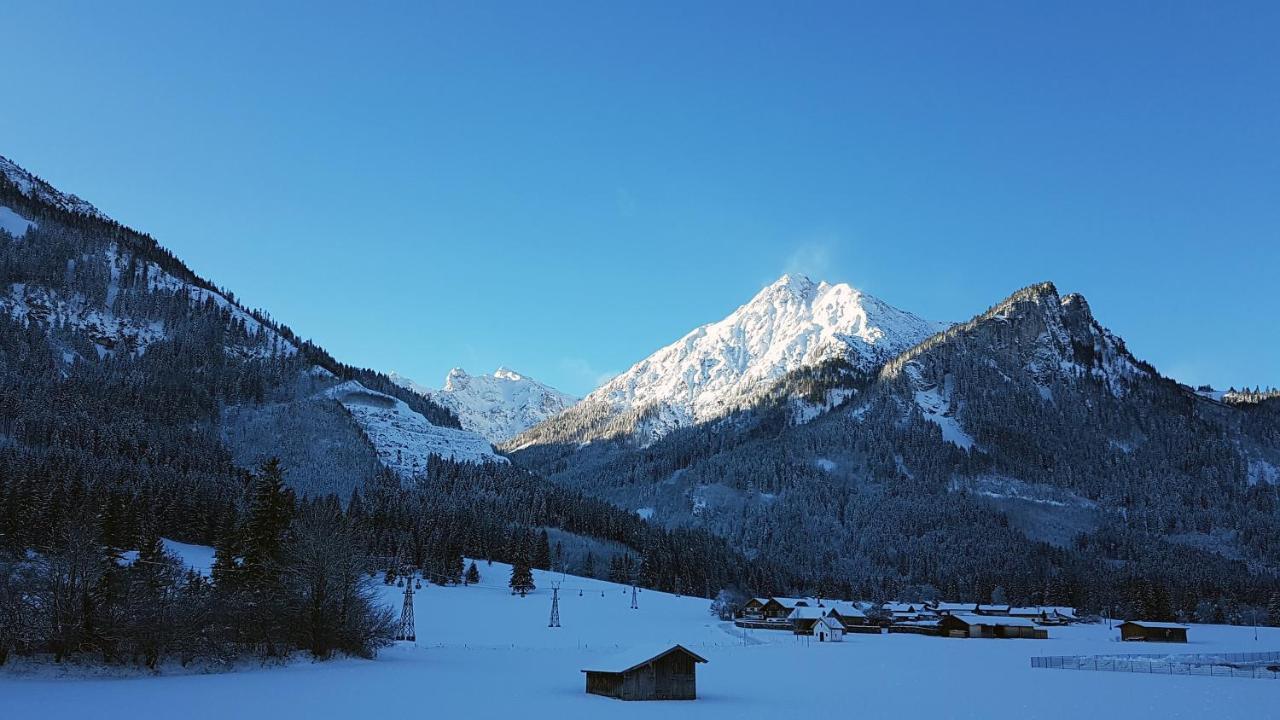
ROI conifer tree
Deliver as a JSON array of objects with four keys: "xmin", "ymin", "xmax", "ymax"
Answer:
[
  {"xmin": 465, "ymin": 561, "xmax": 480, "ymax": 586},
  {"xmin": 534, "ymin": 529, "xmax": 552, "ymax": 571},
  {"xmin": 509, "ymin": 563, "xmax": 535, "ymax": 597}
]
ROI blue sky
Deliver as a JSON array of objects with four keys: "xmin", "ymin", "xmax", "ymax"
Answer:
[{"xmin": 4, "ymin": 2, "xmax": 1277, "ymax": 396}]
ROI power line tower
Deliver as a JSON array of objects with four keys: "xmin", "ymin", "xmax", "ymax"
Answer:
[
  {"xmin": 548, "ymin": 581, "xmax": 561, "ymax": 628},
  {"xmin": 630, "ymin": 583, "xmax": 638, "ymax": 610},
  {"xmin": 396, "ymin": 565, "xmax": 416, "ymax": 642}
]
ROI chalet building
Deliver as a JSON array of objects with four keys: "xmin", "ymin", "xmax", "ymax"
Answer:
[
  {"xmin": 939, "ymin": 613, "xmax": 1047, "ymax": 639},
  {"xmin": 812, "ymin": 617, "xmax": 844, "ymax": 642},
  {"xmin": 1119, "ymin": 621, "xmax": 1189, "ymax": 643},
  {"xmin": 739, "ymin": 597, "xmax": 769, "ymax": 619},
  {"xmin": 582, "ymin": 644, "xmax": 708, "ymax": 701},
  {"xmin": 757, "ymin": 597, "xmax": 817, "ymax": 621}
]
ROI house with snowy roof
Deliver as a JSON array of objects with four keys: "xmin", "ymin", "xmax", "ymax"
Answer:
[
  {"xmin": 823, "ymin": 601, "xmax": 870, "ymax": 628},
  {"xmin": 930, "ymin": 601, "xmax": 977, "ymax": 616}
]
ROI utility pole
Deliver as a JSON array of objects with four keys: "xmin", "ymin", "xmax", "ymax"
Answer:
[
  {"xmin": 396, "ymin": 565, "xmax": 416, "ymax": 642},
  {"xmin": 549, "ymin": 581, "xmax": 561, "ymax": 628}
]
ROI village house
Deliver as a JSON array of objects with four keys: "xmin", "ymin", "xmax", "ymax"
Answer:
[
  {"xmin": 1119, "ymin": 621, "xmax": 1189, "ymax": 643},
  {"xmin": 938, "ymin": 613, "xmax": 1048, "ymax": 639},
  {"xmin": 883, "ymin": 601, "xmax": 935, "ymax": 623},
  {"xmin": 739, "ymin": 597, "xmax": 769, "ymax": 620},
  {"xmin": 582, "ymin": 644, "xmax": 708, "ymax": 701}
]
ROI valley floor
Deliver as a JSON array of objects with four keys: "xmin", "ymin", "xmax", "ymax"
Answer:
[{"xmin": 3, "ymin": 561, "xmax": 1277, "ymax": 719}]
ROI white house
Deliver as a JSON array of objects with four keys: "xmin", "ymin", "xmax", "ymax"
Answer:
[{"xmin": 812, "ymin": 616, "xmax": 844, "ymax": 642}]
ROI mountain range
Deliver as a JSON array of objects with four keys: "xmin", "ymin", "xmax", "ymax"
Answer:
[
  {"xmin": 3, "ymin": 151, "xmax": 1278, "ymax": 614},
  {"xmin": 390, "ymin": 367, "xmax": 576, "ymax": 444}
]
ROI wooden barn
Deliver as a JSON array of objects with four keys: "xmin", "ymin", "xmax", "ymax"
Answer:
[
  {"xmin": 1119, "ymin": 621, "xmax": 1189, "ymax": 643},
  {"xmin": 939, "ymin": 613, "xmax": 1048, "ymax": 639},
  {"xmin": 582, "ymin": 644, "xmax": 708, "ymax": 701}
]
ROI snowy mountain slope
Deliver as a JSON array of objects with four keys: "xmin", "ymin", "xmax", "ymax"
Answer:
[
  {"xmin": 0, "ymin": 155, "xmax": 106, "ymax": 219},
  {"xmin": 0, "ymin": 205, "xmax": 36, "ymax": 237},
  {"xmin": 0, "ymin": 154, "xmax": 298, "ymax": 359},
  {"xmin": 324, "ymin": 380, "xmax": 505, "ymax": 475},
  {"xmin": 390, "ymin": 367, "xmax": 577, "ymax": 443},
  {"xmin": 511, "ymin": 273, "xmax": 944, "ymax": 448}
]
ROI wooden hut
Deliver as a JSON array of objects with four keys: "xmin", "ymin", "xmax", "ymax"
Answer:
[
  {"xmin": 938, "ymin": 613, "xmax": 1047, "ymax": 639},
  {"xmin": 1119, "ymin": 621, "xmax": 1188, "ymax": 643},
  {"xmin": 582, "ymin": 644, "xmax": 708, "ymax": 701}
]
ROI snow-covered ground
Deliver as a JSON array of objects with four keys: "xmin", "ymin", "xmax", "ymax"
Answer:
[{"xmin": 4, "ymin": 558, "xmax": 1277, "ymax": 719}]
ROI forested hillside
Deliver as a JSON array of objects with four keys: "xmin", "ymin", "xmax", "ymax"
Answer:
[
  {"xmin": 0, "ymin": 156, "xmax": 760, "ymax": 668},
  {"xmin": 512, "ymin": 283, "xmax": 1280, "ymax": 620}
]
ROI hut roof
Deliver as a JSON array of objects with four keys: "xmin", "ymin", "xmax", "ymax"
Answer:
[
  {"xmin": 581, "ymin": 644, "xmax": 708, "ymax": 674},
  {"xmin": 1123, "ymin": 621, "xmax": 1188, "ymax": 630}
]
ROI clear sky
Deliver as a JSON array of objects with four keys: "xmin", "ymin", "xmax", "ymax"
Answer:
[{"xmin": 4, "ymin": 2, "xmax": 1277, "ymax": 396}]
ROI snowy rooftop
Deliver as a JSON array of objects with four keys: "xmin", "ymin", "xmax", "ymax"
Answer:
[
  {"xmin": 948, "ymin": 613, "xmax": 1037, "ymax": 628},
  {"xmin": 581, "ymin": 643, "xmax": 708, "ymax": 674},
  {"xmin": 1124, "ymin": 621, "xmax": 1189, "ymax": 630}
]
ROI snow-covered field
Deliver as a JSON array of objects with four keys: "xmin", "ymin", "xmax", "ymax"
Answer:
[{"xmin": 4, "ymin": 556, "xmax": 1277, "ymax": 719}]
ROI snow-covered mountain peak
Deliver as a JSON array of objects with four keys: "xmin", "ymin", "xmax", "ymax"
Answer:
[
  {"xmin": 493, "ymin": 367, "xmax": 526, "ymax": 382},
  {"xmin": 391, "ymin": 367, "xmax": 577, "ymax": 444},
  {"xmin": 569, "ymin": 275, "xmax": 945, "ymax": 437}
]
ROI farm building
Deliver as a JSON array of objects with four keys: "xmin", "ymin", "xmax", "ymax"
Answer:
[
  {"xmin": 939, "ymin": 613, "xmax": 1047, "ymax": 639},
  {"xmin": 812, "ymin": 617, "xmax": 844, "ymax": 642},
  {"xmin": 582, "ymin": 644, "xmax": 708, "ymax": 701},
  {"xmin": 1119, "ymin": 621, "xmax": 1189, "ymax": 643}
]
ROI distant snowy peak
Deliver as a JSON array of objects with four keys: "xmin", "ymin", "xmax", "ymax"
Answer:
[
  {"xmin": 390, "ymin": 367, "xmax": 576, "ymax": 444},
  {"xmin": 324, "ymin": 380, "xmax": 505, "ymax": 474},
  {"xmin": 584, "ymin": 273, "xmax": 944, "ymax": 428},
  {"xmin": 0, "ymin": 155, "xmax": 107, "ymax": 220}
]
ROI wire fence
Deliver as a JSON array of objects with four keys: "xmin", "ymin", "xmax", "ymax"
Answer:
[{"xmin": 1032, "ymin": 651, "xmax": 1280, "ymax": 680}]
